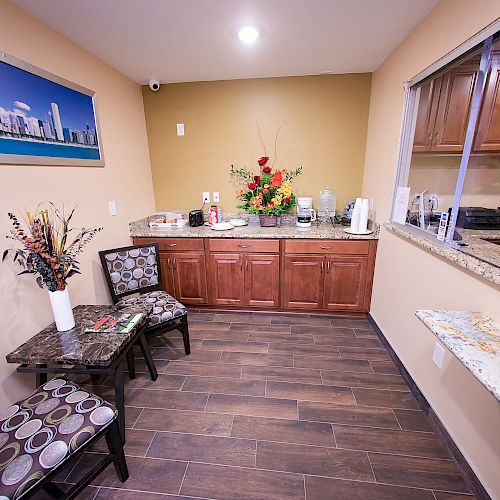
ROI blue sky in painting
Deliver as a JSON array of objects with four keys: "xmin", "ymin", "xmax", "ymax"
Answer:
[{"xmin": 0, "ymin": 61, "xmax": 96, "ymax": 131}]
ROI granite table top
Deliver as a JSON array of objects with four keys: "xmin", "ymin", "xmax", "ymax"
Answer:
[
  {"xmin": 6, "ymin": 304, "xmax": 151, "ymax": 367},
  {"xmin": 385, "ymin": 223, "xmax": 500, "ymax": 287},
  {"xmin": 416, "ymin": 309, "xmax": 500, "ymax": 402},
  {"xmin": 130, "ymin": 214, "xmax": 380, "ymax": 240}
]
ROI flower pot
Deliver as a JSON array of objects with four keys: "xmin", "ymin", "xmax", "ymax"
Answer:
[
  {"xmin": 259, "ymin": 214, "xmax": 280, "ymax": 227},
  {"xmin": 48, "ymin": 288, "xmax": 75, "ymax": 332}
]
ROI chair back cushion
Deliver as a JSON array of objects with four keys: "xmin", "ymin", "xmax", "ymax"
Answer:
[{"xmin": 101, "ymin": 244, "xmax": 159, "ymax": 298}]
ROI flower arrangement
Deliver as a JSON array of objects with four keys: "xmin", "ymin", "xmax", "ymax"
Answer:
[
  {"xmin": 230, "ymin": 157, "xmax": 302, "ymax": 216},
  {"xmin": 2, "ymin": 203, "xmax": 102, "ymax": 292}
]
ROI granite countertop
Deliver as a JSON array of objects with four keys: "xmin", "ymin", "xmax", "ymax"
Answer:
[
  {"xmin": 130, "ymin": 214, "xmax": 380, "ymax": 240},
  {"xmin": 6, "ymin": 304, "xmax": 151, "ymax": 366},
  {"xmin": 385, "ymin": 223, "xmax": 500, "ymax": 286},
  {"xmin": 416, "ymin": 310, "xmax": 500, "ymax": 402}
]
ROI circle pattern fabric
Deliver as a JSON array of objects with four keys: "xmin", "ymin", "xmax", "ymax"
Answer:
[
  {"xmin": 0, "ymin": 378, "xmax": 117, "ymax": 499},
  {"xmin": 117, "ymin": 290, "xmax": 186, "ymax": 327},
  {"xmin": 104, "ymin": 245, "xmax": 159, "ymax": 296}
]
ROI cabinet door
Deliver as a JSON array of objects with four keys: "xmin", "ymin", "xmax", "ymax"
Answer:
[
  {"xmin": 432, "ymin": 63, "xmax": 477, "ymax": 152},
  {"xmin": 474, "ymin": 53, "xmax": 500, "ymax": 152},
  {"xmin": 412, "ymin": 79, "xmax": 441, "ymax": 152},
  {"xmin": 283, "ymin": 255, "xmax": 324, "ymax": 310},
  {"xmin": 323, "ymin": 256, "xmax": 368, "ymax": 312},
  {"xmin": 209, "ymin": 253, "xmax": 245, "ymax": 305},
  {"xmin": 171, "ymin": 252, "xmax": 209, "ymax": 305},
  {"xmin": 244, "ymin": 254, "xmax": 280, "ymax": 308},
  {"xmin": 159, "ymin": 253, "xmax": 176, "ymax": 297}
]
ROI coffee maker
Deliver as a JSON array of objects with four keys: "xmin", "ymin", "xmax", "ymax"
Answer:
[{"xmin": 296, "ymin": 197, "xmax": 317, "ymax": 227}]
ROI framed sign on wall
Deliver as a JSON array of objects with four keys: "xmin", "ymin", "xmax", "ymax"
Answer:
[{"xmin": 0, "ymin": 51, "xmax": 104, "ymax": 166}]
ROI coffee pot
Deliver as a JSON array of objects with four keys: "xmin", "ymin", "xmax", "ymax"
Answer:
[{"xmin": 296, "ymin": 197, "xmax": 317, "ymax": 227}]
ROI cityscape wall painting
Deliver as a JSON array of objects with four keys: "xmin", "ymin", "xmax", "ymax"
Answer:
[{"xmin": 0, "ymin": 52, "xmax": 104, "ymax": 166}]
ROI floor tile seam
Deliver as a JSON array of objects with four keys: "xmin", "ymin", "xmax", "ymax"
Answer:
[
  {"xmin": 177, "ymin": 460, "xmax": 190, "ymax": 496},
  {"xmin": 130, "ymin": 407, "xmax": 145, "ymax": 430},
  {"xmin": 296, "ymin": 398, "xmax": 418, "ymax": 410},
  {"xmin": 142, "ymin": 429, "xmax": 157, "ymax": 458}
]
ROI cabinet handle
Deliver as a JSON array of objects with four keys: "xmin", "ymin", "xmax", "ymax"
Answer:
[
  {"xmin": 426, "ymin": 132, "xmax": 432, "ymax": 146},
  {"xmin": 321, "ymin": 261, "xmax": 324, "ymax": 273},
  {"xmin": 320, "ymin": 246, "xmax": 331, "ymax": 250},
  {"xmin": 246, "ymin": 258, "xmax": 249, "ymax": 271},
  {"xmin": 168, "ymin": 258, "xmax": 171, "ymax": 267},
  {"xmin": 433, "ymin": 132, "xmax": 439, "ymax": 145},
  {"xmin": 327, "ymin": 261, "xmax": 331, "ymax": 273},
  {"xmin": 238, "ymin": 244, "xmax": 249, "ymax": 248},
  {"xmin": 167, "ymin": 243, "xmax": 177, "ymax": 247},
  {"xmin": 173, "ymin": 258, "xmax": 177, "ymax": 270},
  {"xmin": 240, "ymin": 258, "xmax": 243, "ymax": 272}
]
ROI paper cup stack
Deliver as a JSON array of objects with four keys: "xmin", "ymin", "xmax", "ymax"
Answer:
[{"xmin": 350, "ymin": 198, "xmax": 370, "ymax": 234}]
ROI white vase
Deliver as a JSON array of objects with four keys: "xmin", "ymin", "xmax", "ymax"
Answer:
[{"xmin": 48, "ymin": 288, "xmax": 75, "ymax": 331}]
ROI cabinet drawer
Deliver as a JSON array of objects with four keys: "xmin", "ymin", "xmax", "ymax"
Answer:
[
  {"xmin": 284, "ymin": 239, "xmax": 370, "ymax": 255},
  {"xmin": 209, "ymin": 238, "xmax": 279, "ymax": 254},
  {"xmin": 133, "ymin": 237, "xmax": 204, "ymax": 252}
]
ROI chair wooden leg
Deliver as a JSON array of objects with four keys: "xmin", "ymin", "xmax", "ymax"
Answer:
[
  {"xmin": 126, "ymin": 349, "xmax": 136, "ymax": 380},
  {"xmin": 180, "ymin": 314, "xmax": 191, "ymax": 355},
  {"xmin": 137, "ymin": 332, "xmax": 158, "ymax": 381},
  {"xmin": 105, "ymin": 420, "xmax": 129, "ymax": 482}
]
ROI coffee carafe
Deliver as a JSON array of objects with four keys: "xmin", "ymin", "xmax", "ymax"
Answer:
[{"xmin": 296, "ymin": 197, "xmax": 317, "ymax": 227}]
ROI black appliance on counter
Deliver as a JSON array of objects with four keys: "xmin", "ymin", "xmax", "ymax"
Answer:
[
  {"xmin": 189, "ymin": 209, "xmax": 204, "ymax": 227},
  {"xmin": 456, "ymin": 207, "xmax": 500, "ymax": 230}
]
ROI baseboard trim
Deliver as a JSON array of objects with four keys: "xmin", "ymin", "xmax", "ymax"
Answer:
[{"xmin": 367, "ymin": 313, "xmax": 491, "ymax": 500}]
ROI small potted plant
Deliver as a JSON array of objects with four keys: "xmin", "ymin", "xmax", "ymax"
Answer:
[
  {"xmin": 230, "ymin": 156, "xmax": 302, "ymax": 227},
  {"xmin": 3, "ymin": 203, "xmax": 102, "ymax": 331}
]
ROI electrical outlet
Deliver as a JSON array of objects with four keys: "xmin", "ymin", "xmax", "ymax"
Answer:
[
  {"xmin": 176, "ymin": 123, "xmax": 185, "ymax": 136},
  {"xmin": 213, "ymin": 192, "xmax": 220, "ymax": 203},
  {"xmin": 202, "ymin": 192, "xmax": 210, "ymax": 203},
  {"xmin": 432, "ymin": 342, "xmax": 445, "ymax": 369},
  {"xmin": 108, "ymin": 201, "xmax": 117, "ymax": 216}
]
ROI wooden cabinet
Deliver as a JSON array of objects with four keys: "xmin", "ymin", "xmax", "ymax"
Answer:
[
  {"xmin": 136, "ymin": 236, "xmax": 377, "ymax": 313},
  {"xmin": 413, "ymin": 63, "xmax": 477, "ymax": 153},
  {"xmin": 209, "ymin": 253, "xmax": 245, "ymax": 306},
  {"xmin": 283, "ymin": 240, "xmax": 376, "ymax": 312},
  {"xmin": 474, "ymin": 53, "xmax": 500, "ymax": 152},
  {"xmin": 209, "ymin": 241, "xmax": 280, "ymax": 308},
  {"xmin": 160, "ymin": 251, "xmax": 209, "ymax": 305},
  {"xmin": 324, "ymin": 256, "xmax": 368, "ymax": 312},
  {"xmin": 283, "ymin": 255, "xmax": 324, "ymax": 309}
]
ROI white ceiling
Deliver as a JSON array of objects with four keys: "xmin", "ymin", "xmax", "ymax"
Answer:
[{"xmin": 10, "ymin": 0, "xmax": 439, "ymax": 84}]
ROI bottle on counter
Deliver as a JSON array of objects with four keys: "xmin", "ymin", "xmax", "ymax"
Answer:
[{"xmin": 208, "ymin": 205, "xmax": 218, "ymax": 225}]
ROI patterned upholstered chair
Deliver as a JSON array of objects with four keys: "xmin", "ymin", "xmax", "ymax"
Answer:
[
  {"xmin": 99, "ymin": 243, "xmax": 190, "ymax": 372},
  {"xmin": 0, "ymin": 378, "xmax": 127, "ymax": 499}
]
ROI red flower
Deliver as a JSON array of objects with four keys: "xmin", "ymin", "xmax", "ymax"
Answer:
[
  {"xmin": 248, "ymin": 182, "xmax": 257, "ymax": 190},
  {"xmin": 262, "ymin": 166, "xmax": 271, "ymax": 174},
  {"xmin": 258, "ymin": 156, "xmax": 269, "ymax": 166},
  {"xmin": 284, "ymin": 197, "xmax": 291, "ymax": 205},
  {"xmin": 253, "ymin": 175, "xmax": 261, "ymax": 185}
]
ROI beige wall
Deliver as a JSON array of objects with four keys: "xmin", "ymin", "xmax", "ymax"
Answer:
[
  {"xmin": 362, "ymin": 0, "xmax": 500, "ymax": 496},
  {"xmin": 143, "ymin": 74, "xmax": 371, "ymax": 214},
  {"xmin": 0, "ymin": 1, "xmax": 154, "ymax": 406}
]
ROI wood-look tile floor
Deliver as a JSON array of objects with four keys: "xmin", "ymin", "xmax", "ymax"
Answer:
[{"xmin": 55, "ymin": 310, "xmax": 475, "ymax": 500}]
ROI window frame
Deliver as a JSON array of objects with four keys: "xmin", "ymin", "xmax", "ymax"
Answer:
[{"xmin": 390, "ymin": 18, "xmax": 500, "ymax": 248}]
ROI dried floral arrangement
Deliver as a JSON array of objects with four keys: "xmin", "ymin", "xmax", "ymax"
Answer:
[
  {"xmin": 2, "ymin": 203, "xmax": 102, "ymax": 292},
  {"xmin": 230, "ymin": 125, "xmax": 303, "ymax": 215}
]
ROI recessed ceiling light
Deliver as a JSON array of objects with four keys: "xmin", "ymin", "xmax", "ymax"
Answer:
[{"xmin": 237, "ymin": 26, "xmax": 260, "ymax": 45}]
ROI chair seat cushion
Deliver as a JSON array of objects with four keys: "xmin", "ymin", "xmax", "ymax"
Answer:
[
  {"xmin": 116, "ymin": 290, "xmax": 186, "ymax": 328},
  {"xmin": 0, "ymin": 379, "xmax": 116, "ymax": 499}
]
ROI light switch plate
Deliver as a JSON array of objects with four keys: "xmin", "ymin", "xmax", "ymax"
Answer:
[
  {"xmin": 108, "ymin": 201, "xmax": 117, "ymax": 216},
  {"xmin": 176, "ymin": 123, "xmax": 185, "ymax": 136},
  {"xmin": 432, "ymin": 342, "xmax": 445, "ymax": 369},
  {"xmin": 213, "ymin": 192, "xmax": 220, "ymax": 203}
]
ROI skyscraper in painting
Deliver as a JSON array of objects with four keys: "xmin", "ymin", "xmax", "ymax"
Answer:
[{"xmin": 50, "ymin": 102, "xmax": 64, "ymax": 142}]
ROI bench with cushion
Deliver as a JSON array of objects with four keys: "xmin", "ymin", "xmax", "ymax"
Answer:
[{"xmin": 0, "ymin": 378, "xmax": 127, "ymax": 499}]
